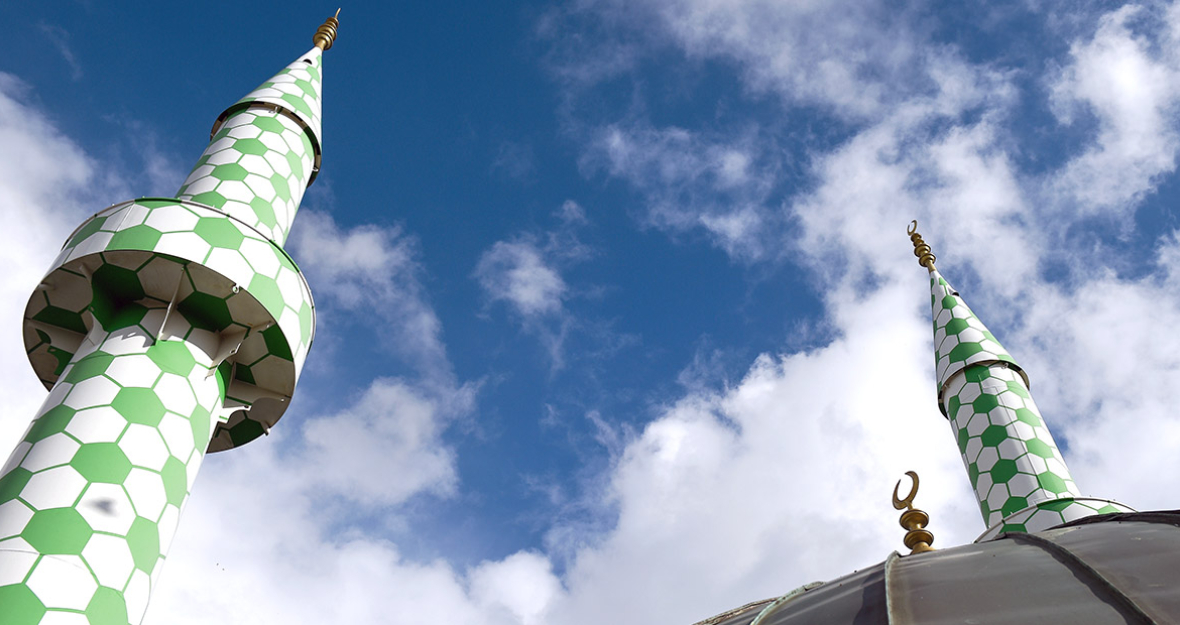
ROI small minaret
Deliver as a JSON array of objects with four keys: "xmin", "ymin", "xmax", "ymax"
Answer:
[
  {"xmin": 0, "ymin": 14, "xmax": 338, "ymax": 624},
  {"xmin": 908, "ymin": 222, "xmax": 1133, "ymax": 539}
]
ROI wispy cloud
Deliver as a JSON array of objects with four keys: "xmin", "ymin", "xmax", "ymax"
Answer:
[
  {"xmin": 583, "ymin": 123, "xmax": 780, "ymax": 261},
  {"xmin": 492, "ymin": 140, "xmax": 538, "ymax": 182},
  {"xmin": 477, "ymin": 240, "xmax": 568, "ymax": 316},
  {"xmin": 289, "ymin": 211, "xmax": 457, "ymax": 386},
  {"xmin": 474, "ymin": 200, "xmax": 595, "ymax": 368},
  {"xmin": 1047, "ymin": 4, "xmax": 1180, "ymax": 214},
  {"xmin": 38, "ymin": 23, "xmax": 82, "ymax": 81}
]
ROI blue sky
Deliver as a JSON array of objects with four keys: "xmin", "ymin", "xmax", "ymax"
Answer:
[{"xmin": 3, "ymin": 1, "xmax": 1180, "ymax": 623}]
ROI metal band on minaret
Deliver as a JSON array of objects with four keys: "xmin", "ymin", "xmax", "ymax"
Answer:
[
  {"xmin": 908, "ymin": 222, "xmax": 1133, "ymax": 539},
  {"xmin": 0, "ymin": 16, "xmax": 337, "ymax": 624}
]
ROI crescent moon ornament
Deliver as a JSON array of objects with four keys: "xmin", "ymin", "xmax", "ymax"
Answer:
[
  {"xmin": 891, "ymin": 471, "xmax": 936, "ymax": 554},
  {"xmin": 893, "ymin": 470, "xmax": 920, "ymax": 510}
]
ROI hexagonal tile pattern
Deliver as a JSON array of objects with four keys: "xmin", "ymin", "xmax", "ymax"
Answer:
[
  {"xmin": 979, "ymin": 497, "xmax": 1136, "ymax": 540},
  {"xmin": 176, "ymin": 101, "xmax": 317, "ymax": 245},
  {"xmin": 0, "ymin": 319, "xmax": 225, "ymax": 621},
  {"xmin": 943, "ymin": 362, "xmax": 1082, "ymax": 529},
  {"xmin": 229, "ymin": 47, "xmax": 322, "ymax": 154},
  {"xmin": 8, "ymin": 40, "xmax": 325, "ymax": 625},
  {"xmin": 929, "ymin": 269, "xmax": 1026, "ymax": 400},
  {"xmin": 27, "ymin": 197, "xmax": 316, "ymax": 452},
  {"xmin": 930, "ymin": 268, "xmax": 1133, "ymax": 534}
]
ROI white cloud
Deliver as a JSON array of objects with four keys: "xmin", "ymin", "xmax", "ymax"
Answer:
[
  {"xmin": 147, "ymin": 368, "xmax": 486, "ymax": 624},
  {"xmin": 585, "ymin": 123, "xmax": 778, "ymax": 260},
  {"xmin": 562, "ymin": 0, "xmax": 1018, "ymax": 264},
  {"xmin": 558, "ymin": 199, "xmax": 588, "ymax": 225},
  {"xmin": 0, "ymin": 72, "xmax": 107, "ymax": 460},
  {"xmin": 477, "ymin": 240, "xmax": 568, "ymax": 317},
  {"xmin": 272, "ymin": 206, "xmax": 479, "ymax": 509},
  {"xmin": 296, "ymin": 378, "xmax": 467, "ymax": 506},
  {"xmin": 652, "ymin": 0, "xmax": 919, "ymax": 118},
  {"xmin": 469, "ymin": 552, "xmax": 562, "ymax": 625},
  {"xmin": 474, "ymin": 202, "xmax": 598, "ymax": 368},
  {"xmin": 492, "ymin": 140, "xmax": 538, "ymax": 182},
  {"xmin": 1012, "ymin": 267, "xmax": 1180, "ymax": 512},
  {"xmin": 150, "ymin": 439, "xmax": 489, "ymax": 625},
  {"xmin": 551, "ymin": 0, "xmax": 1005, "ymax": 120},
  {"xmin": 289, "ymin": 211, "xmax": 454, "ymax": 384},
  {"xmin": 789, "ymin": 110, "xmax": 1036, "ymax": 306},
  {"xmin": 532, "ymin": 280, "xmax": 978, "ymax": 624},
  {"xmin": 1049, "ymin": 4, "xmax": 1180, "ymax": 213}
]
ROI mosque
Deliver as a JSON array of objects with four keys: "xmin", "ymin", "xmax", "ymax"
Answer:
[
  {"xmin": 683, "ymin": 229, "xmax": 1179, "ymax": 624},
  {"xmin": 0, "ymin": 10, "xmax": 1177, "ymax": 625}
]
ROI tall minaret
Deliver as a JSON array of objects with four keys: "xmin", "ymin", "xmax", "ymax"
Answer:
[
  {"xmin": 908, "ymin": 223, "xmax": 1133, "ymax": 539},
  {"xmin": 0, "ymin": 14, "xmax": 338, "ymax": 624}
]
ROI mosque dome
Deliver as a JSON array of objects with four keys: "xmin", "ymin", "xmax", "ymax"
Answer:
[{"xmin": 694, "ymin": 510, "xmax": 1179, "ymax": 625}]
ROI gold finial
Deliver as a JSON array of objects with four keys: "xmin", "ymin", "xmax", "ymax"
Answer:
[
  {"xmin": 892, "ymin": 471, "xmax": 935, "ymax": 554},
  {"xmin": 907, "ymin": 220, "xmax": 936, "ymax": 270},
  {"xmin": 313, "ymin": 9, "xmax": 341, "ymax": 51}
]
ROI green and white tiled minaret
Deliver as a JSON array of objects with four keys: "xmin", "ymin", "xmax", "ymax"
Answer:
[
  {"xmin": 908, "ymin": 223, "xmax": 1133, "ymax": 540},
  {"xmin": 0, "ymin": 14, "xmax": 340, "ymax": 624}
]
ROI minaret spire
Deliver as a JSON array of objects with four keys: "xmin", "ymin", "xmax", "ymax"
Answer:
[
  {"xmin": 0, "ymin": 16, "xmax": 337, "ymax": 624},
  {"xmin": 313, "ymin": 9, "xmax": 342, "ymax": 50},
  {"xmin": 908, "ymin": 222, "xmax": 1132, "ymax": 539}
]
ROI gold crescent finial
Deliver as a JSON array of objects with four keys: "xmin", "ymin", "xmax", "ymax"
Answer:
[
  {"xmin": 892, "ymin": 470, "xmax": 920, "ymax": 510},
  {"xmin": 908, "ymin": 221, "xmax": 936, "ymax": 271},
  {"xmin": 891, "ymin": 470, "xmax": 935, "ymax": 554},
  {"xmin": 313, "ymin": 10, "xmax": 341, "ymax": 51}
]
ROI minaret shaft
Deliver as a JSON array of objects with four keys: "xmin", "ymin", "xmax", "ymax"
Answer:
[
  {"xmin": 175, "ymin": 46, "xmax": 324, "ymax": 247},
  {"xmin": 176, "ymin": 107, "xmax": 314, "ymax": 246},
  {"xmin": 942, "ymin": 363, "xmax": 1081, "ymax": 526},
  {"xmin": 0, "ymin": 302, "xmax": 224, "ymax": 622},
  {"xmin": 926, "ymin": 264, "xmax": 1132, "ymax": 538}
]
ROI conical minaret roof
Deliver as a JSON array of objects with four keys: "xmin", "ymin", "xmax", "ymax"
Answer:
[
  {"xmin": 928, "ymin": 266, "xmax": 1028, "ymax": 413},
  {"xmin": 211, "ymin": 44, "xmax": 326, "ymax": 182},
  {"xmin": 175, "ymin": 10, "xmax": 338, "ymax": 246}
]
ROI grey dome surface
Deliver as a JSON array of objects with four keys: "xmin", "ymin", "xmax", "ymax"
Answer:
[{"xmin": 694, "ymin": 511, "xmax": 1180, "ymax": 625}]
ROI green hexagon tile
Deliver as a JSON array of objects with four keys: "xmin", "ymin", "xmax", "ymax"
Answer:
[
  {"xmin": 0, "ymin": 14, "xmax": 338, "ymax": 624},
  {"xmin": 912, "ymin": 227, "xmax": 1133, "ymax": 539}
]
